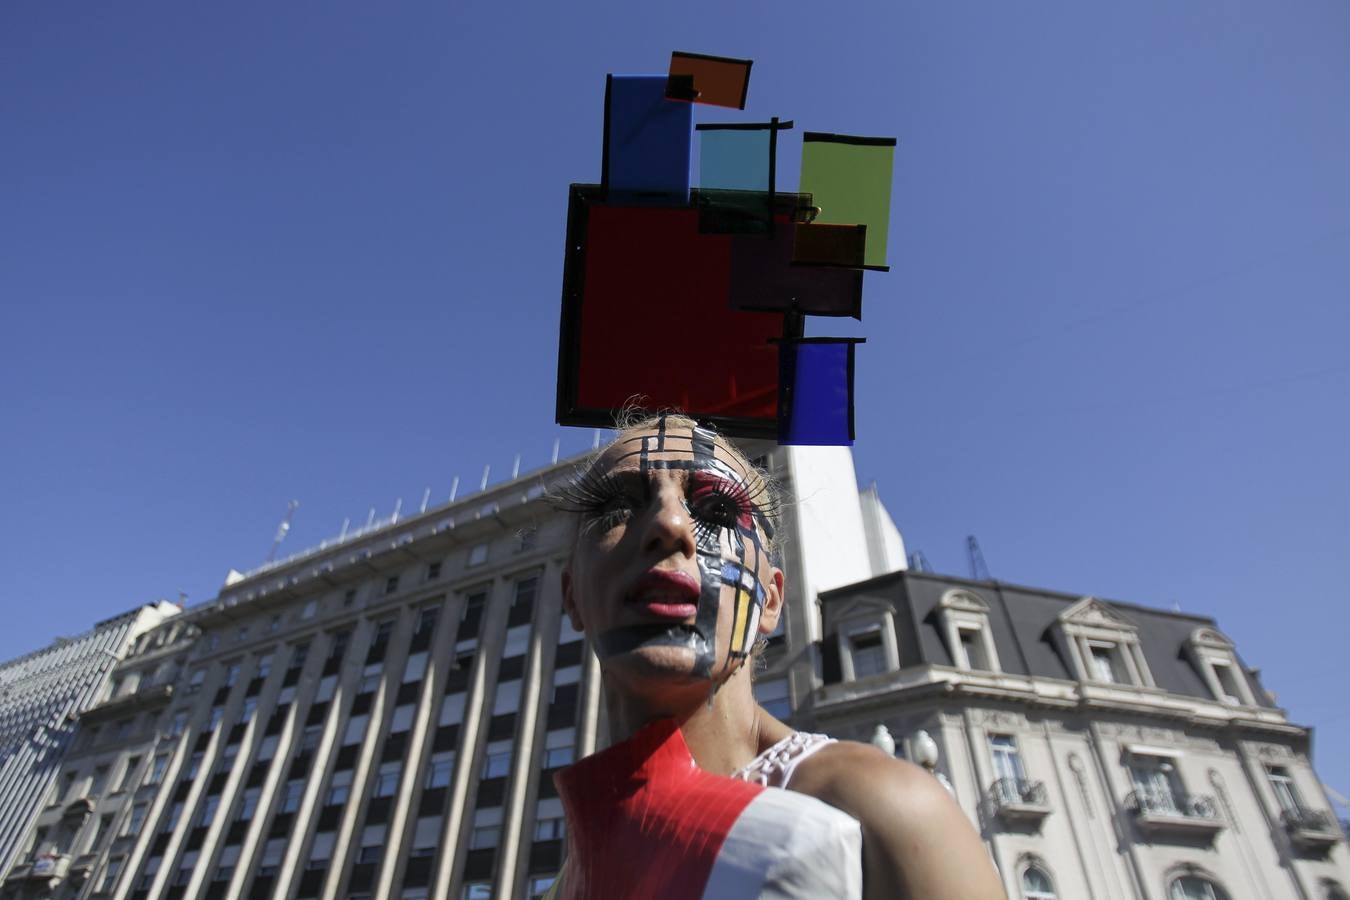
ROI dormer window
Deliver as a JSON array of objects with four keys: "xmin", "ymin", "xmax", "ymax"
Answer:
[
  {"xmin": 1054, "ymin": 597, "xmax": 1154, "ymax": 688},
  {"xmin": 836, "ymin": 615, "xmax": 899, "ymax": 682},
  {"xmin": 938, "ymin": 590, "xmax": 1001, "ymax": 673},
  {"xmin": 1184, "ymin": 628, "xmax": 1256, "ymax": 707},
  {"xmin": 849, "ymin": 627, "xmax": 887, "ymax": 678}
]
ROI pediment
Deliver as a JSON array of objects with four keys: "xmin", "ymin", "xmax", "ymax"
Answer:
[
  {"xmin": 1188, "ymin": 626, "xmax": 1233, "ymax": 650},
  {"xmin": 1059, "ymin": 596, "xmax": 1136, "ymax": 632},
  {"xmin": 939, "ymin": 589, "xmax": 989, "ymax": 614},
  {"xmin": 828, "ymin": 594, "xmax": 893, "ymax": 627}
]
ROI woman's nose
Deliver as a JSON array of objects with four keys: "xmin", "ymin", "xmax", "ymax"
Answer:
[{"xmin": 641, "ymin": 488, "xmax": 697, "ymax": 559}]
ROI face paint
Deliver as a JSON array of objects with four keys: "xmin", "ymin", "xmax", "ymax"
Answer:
[{"xmin": 566, "ymin": 417, "xmax": 773, "ymax": 680}]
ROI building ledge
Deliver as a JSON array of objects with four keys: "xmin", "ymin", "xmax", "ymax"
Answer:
[
  {"xmin": 988, "ymin": 778, "xmax": 1052, "ymax": 823},
  {"xmin": 1282, "ymin": 808, "xmax": 1343, "ymax": 851},
  {"xmin": 80, "ymin": 683, "xmax": 174, "ymax": 723},
  {"xmin": 1126, "ymin": 792, "xmax": 1224, "ymax": 839}
]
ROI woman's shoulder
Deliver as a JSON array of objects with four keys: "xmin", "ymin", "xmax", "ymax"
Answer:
[{"xmin": 787, "ymin": 739, "xmax": 952, "ymax": 821}]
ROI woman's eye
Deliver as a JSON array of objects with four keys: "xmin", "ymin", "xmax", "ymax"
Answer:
[
  {"xmin": 593, "ymin": 495, "xmax": 635, "ymax": 526},
  {"xmin": 692, "ymin": 493, "xmax": 747, "ymax": 529}
]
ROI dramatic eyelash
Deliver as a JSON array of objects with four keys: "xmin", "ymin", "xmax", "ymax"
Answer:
[{"xmin": 550, "ymin": 466, "xmax": 636, "ymax": 516}]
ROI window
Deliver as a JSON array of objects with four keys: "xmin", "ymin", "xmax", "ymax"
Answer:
[
  {"xmin": 468, "ymin": 543, "xmax": 489, "ymax": 566},
  {"xmin": 514, "ymin": 576, "xmax": 539, "ymax": 611},
  {"xmin": 359, "ymin": 663, "xmax": 383, "ymax": 694},
  {"xmin": 343, "ymin": 589, "xmax": 358, "ymax": 607},
  {"xmin": 300, "ymin": 723, "xmax": 323, "ymax": 753},
  {"xmin": 239, "ymin": 787, "xmax": 261, "ymax": 820},
  {"xmin": 848, "ymin": 628, "xmax": 888, "ymax": 679},
  {"xmin": 149, "ymin": 753, "xmax": 170, "ymax": 784},
  {"xmin": 534, "ymin": 797, "xmax": 566, "ymax": 842},
  {"xmin": 517, "ymin": 527, "xmax": 538, "ymax": 553},
  {"xmin": 358, "ymin": 824, "xmax": 385, "ymax": 863},
  {"xmin": 90, "ymin": 813, "xmax": 114, "ymax": 848},
  {"xmin": 463, "ymin": 883, "xmax": 492, "ymax": 900},
  {"xmin": 281, "ymin": 779, "xmax": 305, "ymax": 813},
  {"xmin": 271, "ymin": 613, "xmax": 282, "ymax": 632},
  {"xmin": 258, "ymin": 838, "xmax": 285, "ymax": 877},
  {"xmin": 482, "ymin": 741, "xmax": 512, "ymax": 779},
  {"xmin": 1021, "ymin": 865, "xmax": 1057, "ymax": 900},
  {"xmin": 344, "ymin": 714, "xmax": 370, "ymax": 746},
  {"xmin": 239, "ymin": 697, "xmax": 258, "ymax": 722},
  {"xmin": 427, "ymin": 561, "xmax": 442, "ymax": 580},
  {"xmin": 114, "ymin": 755, "xmax": 141, "ymax": 792},
  {"xmin": 403, "ymin": 652, "xmax": 428, "ymax": 683},
  {"xmin": 1210, "ymin": 662, "xmax": 1244, "ymax": 705},
  {"xmin": 308, "ymin": 831, "xmax": 335, "ymax": 868},
  {"xmin": 99, "ymin": 856, "xmax": 124, "ymax": 893},
  {"xmin": 470, "ymin": 807, "xmax": 502, "ymax": 849},
  {"xmin": 411, "ymin": 816, "xmax": 440, "ymax": 857},
  {"xmin": 301, "ymin": 600, "xmax": 318, "ymax": 619},
  {"xmin": 959, "ymin": 628, "xmax": 991, "ymax": 670},
  {"xmin": 493, "ymin": 680, "xmax": 522, "ymax": 716},
  {"xmin": 329, "ymin": 628, "xmax": 352, "ymax": 661},
  {"xmin": 385, "ymin": 575, "xmax": 400, "ymax": 595},
  {"xmin": 938, "ymin": 591, "xmax": 1001, "ymax": 672},
  {"xmin": 425, "ymin": 751, "xmax": 456, "ymax": 789},
  {"xmin": 544, "ymin": 728, "xmax": 575, "ymax": 769},
  {"xmin": 223, "ymin": 662, "xmax": 240, "ymax": 687},
  {"xmin": 207, "ymin": 706, "xmax": 224, "ymax": 729},
  {"xmin": 237, "ymin": 625, "xmax": 249, "ymax": 642},
  {"xmin": 327, "ymin": 770, "xmax": 353, "ymax": 806},
  {"xmin": 1087, "ymin": 642, "xmax": 1120, "ymax": 683},
  {"xmin": 316, "ymin": 674, "xmax": 338, "ymax": 702},
  {"xmin": 529, "ymin": 876, "xmax": 556, "ymax": 899},
  {"xmin": 187, "ymin": 668, "xmax": 206, "ymax": 694},
  {"xmin": 163, "ymin": 800, "xmax": 185, "ymax": 831},
  {"xmin": 372, "ymin": 761, "xmax": 401, "ymax": 798},
  {"xmin": 440, "ymin": 693, "xmax": 466, "ymax": 727},
  {"xmin": 1170, "ymin": 876, "xmax": 1226, "ymax": 900},
  {"xmin": 989, "ymin": 735, "xmax": 1028, "ymax": 798},
  {"xmin": 197, "ymin": 794, "xmax": 221, "ymax": 827},
  {"xmin": 168, "ymin": 711, "xmax": 189, "ymax": 737},
  {"xmin": 503, "ymin": 624, "xmax": 532, "ymax": 658},
  {"xmin": 184, "ymin": 752, "xmax": 205, "ymax": 780},
  {"xmin": 1267, "ymin": 766, "xmax": 1303, "ymax": 814},
  {"xmin": 172, "ymin": 850, "xmax": 198, "ymax": 886},
  {"xmin": 255, "ymin": 654, "xmax": 272, "ymax": 678},
  {"xmin": 753, "ymin": 678, "xmax": 790, "ymax": 718},
  {"xmin": 125, "ymin": 802, "xmax": 148, "ymax": 835},
  {"xmin": 290, "ymin": 640, "xmax": 312, "ymax": 669},
  {"xmin": 390, "ymin": 704, "xmax": 415, "ymax": 733},
  {"xmin": 257, "ymin": 734, "xmax": 280, "ymax": 761},
  {"xmin": 215, "ymin": 844, "xmax": 240, "ymax": 881},
  {"xmin": 138, "ymin": 856, "xmax": 161, "ymax": 891},
  {"xmin": 89, "ymin": 764, "xmax": 110, "ymax": 796},
  {"xmin": 1129, "ymin": 758, "xmax": 1181, "ymax": 815}
]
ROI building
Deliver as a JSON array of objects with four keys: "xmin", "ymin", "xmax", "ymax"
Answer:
[
  {"xmin": 0, "ymin": 444, "xmax": 897, "ymax": 900},
  {"xmin": 2, "ymin": 443, "xmax": 1346, "ymax": 900},
  {"xmin": 789, "ymin": 570, "xmax": 1350, "ymax": 900},
  {"xmin": 0, "ymin": 603, "xmax": 181, "ymax": 884}
]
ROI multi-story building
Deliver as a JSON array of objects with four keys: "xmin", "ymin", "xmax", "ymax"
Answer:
[
  {"xmin": 794, "ymin": 570, "xmax": 1350, "ymax": 900},
  {"xmin": 0, "ymin": 444, "xmax": 899, "ymax": 900},
  {"xmin": 0, "ymin": 603, "xmax": 181, "ymax": 884},
  {"xmin": 2, "ymin": 443, "xmax": 1346, "ymax": 900}
]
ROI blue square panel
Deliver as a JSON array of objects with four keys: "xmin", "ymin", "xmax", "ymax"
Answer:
[
  {"xmin": 777, "ymin": 339, "xmax": 860, "ymax": 445},
  {"xmin": 604, "ymin": 75, "xmax": 693, "ymax": 200}
]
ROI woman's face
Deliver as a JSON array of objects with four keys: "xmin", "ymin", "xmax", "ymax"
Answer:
[{"xmin": 562, "ymin": 420, "xmax": 783, "ymax": 686}]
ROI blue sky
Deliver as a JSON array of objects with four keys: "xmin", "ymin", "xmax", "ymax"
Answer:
[{"xmin": 2, "ymin": 1, "xmax": 1348, "ymax": 798}]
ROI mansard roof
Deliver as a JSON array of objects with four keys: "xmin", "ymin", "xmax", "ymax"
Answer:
[{"xmin": 817, "ymin": 570, "xmax": 1274, "ymax": 709}]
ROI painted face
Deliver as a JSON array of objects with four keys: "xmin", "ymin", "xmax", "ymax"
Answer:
[{"xmin": 562, "ymin": 418, "xmax": 782, "ymax": 682}]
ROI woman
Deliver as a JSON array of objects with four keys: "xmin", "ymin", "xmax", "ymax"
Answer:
[{"xmin": 550, "ymin": 413, "xmax": 1005, "ymax": 899}]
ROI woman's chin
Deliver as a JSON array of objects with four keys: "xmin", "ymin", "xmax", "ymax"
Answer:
[{"xmin": 605, "ymin": 644, "xmax": 706, "ymax": 684}]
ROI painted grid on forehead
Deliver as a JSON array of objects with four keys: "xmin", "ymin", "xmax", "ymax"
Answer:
[{"xmin": 587, "ymin": 418, "xmax": 772, "ymax": 678}]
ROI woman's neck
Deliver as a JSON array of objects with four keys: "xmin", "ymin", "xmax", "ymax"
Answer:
[{"xmin": 602, "ymin": 665, "xmax": 793, "ymax": 776}]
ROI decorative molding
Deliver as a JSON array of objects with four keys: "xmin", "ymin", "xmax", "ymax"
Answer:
[
  {"xmin": 938, "ymin": 589, "xmax": 989, "ymax": 614},
  {"xmin": 1067, "ymin": 752, "xmax": 1094, "ymax": 819},
  {"xmin": 1058, "ymin": 596, "xmax": 1138, "ymax": 632}
]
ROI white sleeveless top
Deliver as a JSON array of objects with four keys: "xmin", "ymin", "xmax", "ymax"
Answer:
[{"xmin": 731, "ymin": 731, "xmax": 835, "ymax": 788}]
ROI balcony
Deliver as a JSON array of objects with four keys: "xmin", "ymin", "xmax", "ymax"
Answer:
[
  {"xmin": 989, "ymin": 778, "xmax": 1052, "ymax": 823},
  {"xmin": 1125, "ymin": 791, "xmax": 1225, "ymax": 839},
  {"xmin": 25, "ymin": 853, "xmax": 71, "ymax": 882},
  {"xmin": 1281, "ymin": 807, "xmax": 1344, "ymax": 852}
]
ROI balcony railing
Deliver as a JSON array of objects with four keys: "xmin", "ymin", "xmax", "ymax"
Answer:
[
  {"xmin": 989, "ymin": 777, "xmax": 1051, "ymax": 822},
  {"xmin": 1125, "ymin": 791, "xmax": 1224, "ymax": 838},
  {"xmin": 1281, "ymin": 806, "xmax": 1343, "ymax": 851}
]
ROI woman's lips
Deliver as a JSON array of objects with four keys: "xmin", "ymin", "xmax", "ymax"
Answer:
[{"xmin": 625, "ymin": 569, "xmax": 701, "ymax": 619}]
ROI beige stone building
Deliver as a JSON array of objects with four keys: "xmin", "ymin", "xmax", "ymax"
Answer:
[{"xmin": 1, "ymin": 444, "xmax": 1345, "ymax": 900}]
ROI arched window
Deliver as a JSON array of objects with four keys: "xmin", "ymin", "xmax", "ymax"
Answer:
[
  {"xmin": 1170, "ymin": 875, "xmax": 1227, "ymax": 900},
  {"xmin": 1021, "ymin": 865, "xmax": 1057, "ymax": 900}
]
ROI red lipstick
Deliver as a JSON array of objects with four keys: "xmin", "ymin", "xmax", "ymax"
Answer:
[{"xmin": 625, "ymin": 569, "xmax": 701, "ymax": 619}]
